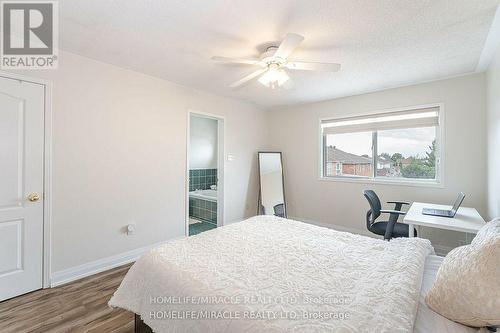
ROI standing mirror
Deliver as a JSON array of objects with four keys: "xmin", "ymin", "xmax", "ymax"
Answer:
[{"xmin": 258, "ymin": 152, "xmax": 286, "ymax": 218}]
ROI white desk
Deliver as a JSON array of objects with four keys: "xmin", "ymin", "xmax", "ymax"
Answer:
[{"xmin": 403, "ymin": 202, "xmax": 486, "ymax": 238}]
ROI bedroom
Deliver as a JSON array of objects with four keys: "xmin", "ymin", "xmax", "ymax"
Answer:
[{"xmin": 0, "ymin": 0, "xmax": 499, "ymax": 332}]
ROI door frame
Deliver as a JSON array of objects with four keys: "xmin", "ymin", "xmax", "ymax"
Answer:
[
  {"xmin": 185, "ymin": 110, "xmax": 225, "ymax": 236},
  {"xmin": 0, "ymin": 70, "xmax": 53, "ymax": 289}
]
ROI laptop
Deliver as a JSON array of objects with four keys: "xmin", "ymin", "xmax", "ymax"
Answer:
[{"xmin": 422, "ymin": 192, "xmax": 465, "ymax": 218}]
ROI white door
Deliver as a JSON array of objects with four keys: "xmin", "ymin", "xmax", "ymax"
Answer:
[{"xmin": 0, "ymin": 76, "xmax": 45, "ymax": 300}]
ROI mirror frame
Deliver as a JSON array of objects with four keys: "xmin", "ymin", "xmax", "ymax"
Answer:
[{"xmin": 257, "ymin": 151, "xmax": 287, "ymax": 218}]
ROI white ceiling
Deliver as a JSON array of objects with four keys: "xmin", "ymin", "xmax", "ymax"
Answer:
[{"xmin": 60, "ymin": 0, "xmax": 500, "ymax": 108}]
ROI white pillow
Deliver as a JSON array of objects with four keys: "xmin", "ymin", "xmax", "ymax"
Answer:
[
  {"xmin": 472, "ymin": 218, "xmax": 500, "ymax": 246},
  {"xmin": 425, "ymin": 219, "xmax": 500, "ymax": 328}
]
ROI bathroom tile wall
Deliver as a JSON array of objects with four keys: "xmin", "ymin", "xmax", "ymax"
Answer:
[
  {"xmin": 189, "ymin": 169, "xmax": 217, "ymax": 191},
  {"xmin": 189, "ymin": 198, "xmax": 217, "ymax": 224}
]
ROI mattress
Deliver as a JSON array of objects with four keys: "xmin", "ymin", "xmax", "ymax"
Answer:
[
  {"xmin": 414, "ymin": 255, "xmax": 481, "ymax": 333},
  {"xmin": 110, "ymin": 215, "xmax": 434, "ymax": 333}
]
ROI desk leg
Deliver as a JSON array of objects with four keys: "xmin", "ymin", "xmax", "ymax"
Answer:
[{"xmin": 408, "ymin": 224, "xmax": 414, "ymax": 238}]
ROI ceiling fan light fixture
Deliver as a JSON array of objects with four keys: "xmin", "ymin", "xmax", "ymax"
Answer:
[
  {"xmin": 258, "ymin": 65, "xmax": 289, "ymax": 89},
  {"xmin": 215, "ymin": 33, "xmax": 341, "ymax": 89}
]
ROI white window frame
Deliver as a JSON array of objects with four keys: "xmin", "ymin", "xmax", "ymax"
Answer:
[{"xmin": 318, "ymin": 103, "xmax": 445, "ymax": 188}]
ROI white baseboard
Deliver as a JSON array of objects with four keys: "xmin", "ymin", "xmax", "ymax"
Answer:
[{"xmin": 50, "ymin": 240, "xmax": 170, "ymax": 287}]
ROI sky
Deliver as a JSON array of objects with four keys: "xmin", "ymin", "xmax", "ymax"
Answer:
[{"xmin": 326, "ymin": 127, "xmax": 436, "ymax": 158}]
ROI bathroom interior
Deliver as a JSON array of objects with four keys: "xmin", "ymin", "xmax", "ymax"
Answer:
[{"xmin": 188, "ymin": 114, "xmax": 219, "ymax": 236}]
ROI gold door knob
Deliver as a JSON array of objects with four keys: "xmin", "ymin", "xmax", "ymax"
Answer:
[{"xmin": 27, "ymin": 193, "xmax": 40, "ymax": 202}]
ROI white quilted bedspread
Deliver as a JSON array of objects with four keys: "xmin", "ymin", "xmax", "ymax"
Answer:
[{"xmin": 109, "ymin": 216, "xmax": 433, "ymax": 333}]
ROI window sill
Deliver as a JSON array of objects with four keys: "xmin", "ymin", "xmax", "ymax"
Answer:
[{"xmin": 318, "ymin": 176, "xmax": 444, "ymax": 188}]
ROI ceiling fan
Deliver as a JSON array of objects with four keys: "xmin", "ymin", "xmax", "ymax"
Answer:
[{"xmin": 212, "ymin": 33, "xmax": 341, "ymax": 89}]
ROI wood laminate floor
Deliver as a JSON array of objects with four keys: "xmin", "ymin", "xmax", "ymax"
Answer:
[{"xmin": 0, "ymin": 264, "xmax": 133, "ymax": 333}]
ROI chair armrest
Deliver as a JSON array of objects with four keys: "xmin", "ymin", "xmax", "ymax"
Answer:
[
  {"xmin": 380, "ymin": 209, "xmax": 406, "ymax": 215},
  {"xmin": 387, "ymin": 201, "xmax": 410, "ymax": 205}
]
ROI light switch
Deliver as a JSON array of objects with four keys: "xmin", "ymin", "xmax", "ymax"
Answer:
[{"xmin": 227, "ymin": 154, "xmax": 234, "ymax": 161}]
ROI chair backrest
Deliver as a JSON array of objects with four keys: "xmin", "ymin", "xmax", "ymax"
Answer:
[
  {"xmin": 363, "ymin": 190, "xmax": 382, "ymax": 226},
  {"xmin": 273, "ymin": 204, "xmax": 285, "ymax": 218}
]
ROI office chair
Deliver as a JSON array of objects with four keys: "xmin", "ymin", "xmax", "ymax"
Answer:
[
  {"xmin": 363, "ymin": 190, "xmax": 416, "ymax": 240},
  {"xmin": 273, "ymin": 204, "xmax": 285, "ymax": 218}
]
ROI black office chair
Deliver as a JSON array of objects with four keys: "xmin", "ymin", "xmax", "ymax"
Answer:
[
  {"xmin": 363, "ymin": 190, "xmax": 416, "ymax": 240},
  {"xmin": 273, "ymin": 204, "xmax": 285, "ymax": 218}
]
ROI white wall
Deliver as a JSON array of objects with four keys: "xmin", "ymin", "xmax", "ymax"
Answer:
[
  {"xmin": 8, "ymin": 51, "xmax": 268, "ymax": 273},
  {"xmin": 189, "ymin": 116, "xmax": 218, "ymax": 170},
  {"xmin": 487, "ymin": 45, "xmax": 500, "ymax": 220},
  {"xmin": 3, "ymin": 50, "xmax": 491, "ymax": 274},
  {"xmin": 268, "ymin": 74, "xmax": 487, "ymax": 251}
]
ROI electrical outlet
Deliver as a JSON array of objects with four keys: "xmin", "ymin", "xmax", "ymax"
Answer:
[{"xmin": 126, "ymin": 223, "xmax": 136, "ymax": 235}]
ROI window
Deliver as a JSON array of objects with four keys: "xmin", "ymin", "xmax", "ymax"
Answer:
[
  {"xmin": 324, "ymin": 131, "xmax": 373, "ymax": 178},
  {"xmin": 321, "ymin": 106, "xmax": 441, "ymax": 184},
  {"xmin": 335, "ymin": 162, "xmax": 342, "ymax": 175}
]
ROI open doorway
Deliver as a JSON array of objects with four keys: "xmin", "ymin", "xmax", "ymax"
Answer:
[{"xmin": 186, "ymin": 111, "xmax": 224, "ymax": 236}]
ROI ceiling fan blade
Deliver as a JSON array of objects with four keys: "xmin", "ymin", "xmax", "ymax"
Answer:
[
  {"xmin": 212, "ymin": 56, "xmax": 261, "ymax": 65},
  {"xmin": 229, "ymin": 68, "xmax": 267, "ymax": 88},
  {"xmin": 274, "ymin": 33, "xmax": 304, "ymax": 60},
  {"xmin": 285, "ymin": 61, "xmax": 341, "ymax": 72}
]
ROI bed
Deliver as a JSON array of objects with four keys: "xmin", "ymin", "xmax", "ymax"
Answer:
[{"xmin": 109, "ymin": 216, "xmax": 480, "ymax": 333}]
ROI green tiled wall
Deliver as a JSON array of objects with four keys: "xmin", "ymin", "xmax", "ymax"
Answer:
[{"xmin": 189, "ymin": 169, "xmax": 217, "ymax": 191}]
